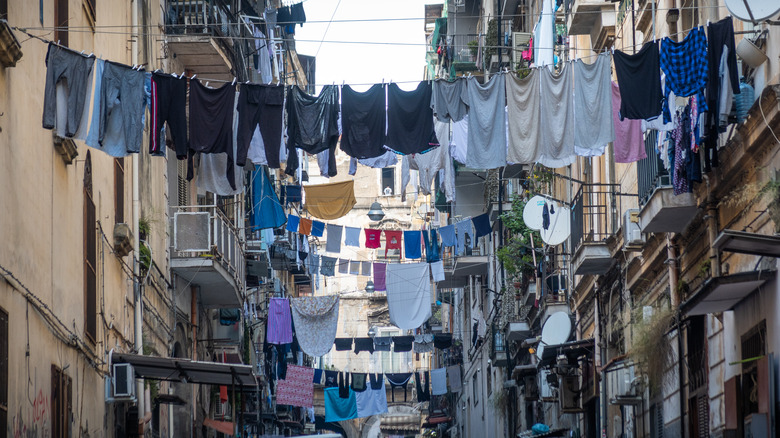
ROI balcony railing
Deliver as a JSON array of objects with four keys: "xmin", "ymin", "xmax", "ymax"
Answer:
[
  {"xmin": 450, "ymin": 33, "xmax": 480, "ymax": 63},
  {"xmin": 172, "ymin": 204, "xmax": 245, "ymax": 287},
  {"xmin": 571, "ymin": 184, "xmax": 620, "ymax": 251},
  {"xmin": 636, "ymin": 131, "xmax": 670, "ymax": 206},
  {"xmin": 164, "ymin": 0, "xmax": 238, "ymax": 68}
]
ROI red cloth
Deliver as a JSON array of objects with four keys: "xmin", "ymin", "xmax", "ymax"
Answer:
[
  {"xmin": 276, "ymin": 365, "xmax": 315, "ymax": 408},
  {"xmin": 365, "ymin": 229, "xmax": 382, "ymax": 249},
  {"xmin": 219, "ymin": 385, "xmax": 228, "ymax": 404},
  {"xmin": 384, "ymin": 230, "xmax": 402, "ymax": 256}
]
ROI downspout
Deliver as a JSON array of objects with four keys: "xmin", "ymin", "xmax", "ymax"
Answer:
[
  {"xmin": 131, "ymin": 0, "xmax": 145, "ymax": 430},
  {"xmin": 666, "ymin": 235, "xmax": 685, "ymax": 438},
  {"xmin": 191, "ymin": 285, "xmax": 198, "ymax": 438},
  {"xmin": 595, "ymin": 281, "xmax": 606, "ymax": 438},
  {"xmin": 704, "ymin": 191, "xmax": 721, "ymax": 277}
]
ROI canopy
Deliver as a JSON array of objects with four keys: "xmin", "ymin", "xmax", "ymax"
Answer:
[{"xmin": 112, "ymin": 353, "xmax": 257, "ymax": 387}]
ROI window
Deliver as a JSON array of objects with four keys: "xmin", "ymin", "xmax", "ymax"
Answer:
[
  {"xmin": 0, "ymin": 0, "xmax": 7, "ymax": 19},
  {"xmin": 54, "ymin": 0, "xmax": 68, "ymax": 47},
  {"xmin": 378, "ymin": 328, "xmax": 409, "ymax": 373},
  {"xmin": 83, "ymin": 0, "xmax": 96, "ymax": 28},
  {"xmin": 472, "ymin": 373, "xmax": 478, "ymax": 405},
  {"xmin": 84, "ymin": 152, "xmax": 97, "ymax": 342},
  {"xmin": 741, "ymin": 320, "xmax": 766, "ymax": 415},
  {"xmin": 381, "ymin": 167, "xmax": 395, "ymax": 196},
  {"xmin": 114, "ymin": 158, "xmax": 124, "ymax": 224},
  {"xmin": 51, "ymin": 365, "xmax": 72, "ymax": 438},
  {"xmin": 0, "ymin": 307, "xmax": 7, "ymax": 433}
]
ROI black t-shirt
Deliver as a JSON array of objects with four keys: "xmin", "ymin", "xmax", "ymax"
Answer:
[
  {"xmin": 384, "ymin": 81, "xmax": 438, "ymax": 155},
  {"xmin": 613, "ymin": 42, "xmax": 663, "ymax": 120},
  {"xmin": 340, "ymin": 83, "xmax": 387, "ymax": 159}
]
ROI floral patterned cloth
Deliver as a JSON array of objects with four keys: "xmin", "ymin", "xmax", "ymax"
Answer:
[
  {"xmin": 414, "ymin": 334, "xmax": 434, "ymax": 353},
  {"xmin": 276, "ymin": 365, "xmax": 315, "ymax": 408},
  {"xmin": 290, "ymin": 295, "xmax": 340, "ymax": 357}
]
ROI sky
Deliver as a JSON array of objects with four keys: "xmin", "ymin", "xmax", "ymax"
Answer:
[{"xmin": 294, "ymin": 0, "xmax": 443, "ymax": 92}]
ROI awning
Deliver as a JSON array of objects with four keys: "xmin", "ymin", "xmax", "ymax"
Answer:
[
  {"xmin": 512, "ymin": 364, "xmax": 538, "ymax": 380},
  {"xmin": 203, "ymin": 418, "xmax": 234, "ymax": 435},
  {"xmin": 713, "ymin": 229, "xmax": 780, "ymax": 258},
  {"xmin": 112, "ymin": 353, "xmax": 257, "ymax": 387},
  {"xmin": 539, "ymin": 339, "xmax": 595, "ymax": 367},
  {"xmin": 681, "ymin": 271, "xmax": 774, "ymax": 316}
]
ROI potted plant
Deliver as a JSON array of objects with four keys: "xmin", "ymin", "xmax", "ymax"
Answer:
[{"xmin": 467, "ymin": 39, "xmax": 479, "ymax": 61}]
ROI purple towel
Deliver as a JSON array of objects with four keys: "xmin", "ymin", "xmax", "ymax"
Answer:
[
  {"xmin": 267, "ymin": 298, "xmax": 293, "ymax": 344},
  {"xmin": 373, "ymin": 262, "xmax": 387, "ymax": 291}
]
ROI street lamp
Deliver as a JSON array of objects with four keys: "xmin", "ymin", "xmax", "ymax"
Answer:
[{"xmin": 367, "ymin": 201, "xmax": 385, "ymax": 221}]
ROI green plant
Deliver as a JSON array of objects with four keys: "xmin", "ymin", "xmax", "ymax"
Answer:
[
  {"xmin": 485, "ymin": 19, "xmax": 498, "ymax": 61},
  {"xmin": 138, "ymin": 217, "xmax": 151, "ymax": 239},
  {"xmin": 139, "ymin": 242, "xmax": 152, "ymax": 275},
  {"xmin": 629, "ymin": 306, "xmax": 675, "ymax": 392},
  {"xmin": 467, "ymin": 39, "xmax": 479, "ymax": 58},
  {"xmin": 760, "ymin": 177, "xmax": 780, "ymax": 232},
  {"xmin": 698, "ymin": 259, "xmax": 711, "ymax": 278},
  {"xmin": 489, "ymin": 387, "xmax": 509, "ymax": 416},
  {"xmin": 498, "ymin": 198, "xmax": 543, "ymax": 281}
]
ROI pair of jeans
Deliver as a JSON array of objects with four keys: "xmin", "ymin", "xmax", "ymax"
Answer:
[{"xmin": 42, "ymin": 44, "xmax": 95, "ymax": 137}]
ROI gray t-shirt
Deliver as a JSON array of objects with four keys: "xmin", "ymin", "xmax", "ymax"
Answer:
[
  {"xmin": 573, "ymin": 53, "xmax": 614, "ymax": 157},
  {"xmin": 506, "ymin": 69, "xmax": 541, "ymax": 164},
  {"xmin": 431, "ymin": 78, "xmax": 468, "ymax": 122},
  {"xmin": 538, "ymin": 65, "xmax": 575, "ymax": 168},
  {"xmin": 461, "ymin": 75, "xmax": 507, "ymax": 169}
]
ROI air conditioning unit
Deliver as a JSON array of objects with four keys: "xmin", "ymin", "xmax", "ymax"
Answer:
[
  {"xmin": 512, "ymin": 32, "xmax": 532, "ymax": 68},
  {"xmin": 623, "ymin": 209, "xmax": 645, "ymax": 250},
  {"xmin": 523, "ymin": 375, "xmax": 539, "ymax": 400},
  {"xmin": 112, "ymin": 363, "xmax": 136, "ymax": 398}
]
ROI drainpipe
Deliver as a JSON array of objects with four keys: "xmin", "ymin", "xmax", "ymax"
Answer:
[
  {"xmin": 131, "ymin": 0, "xmax": 145, "ymax": 429},
  {"xmin": 594, "ymin": 281, "xmax": 605, "ymax": 438},
  {"xmin": 191, "ymin": 285, "xmax": 198, "ymax": 438},
  {"xmin": 704, "ymin": 193, "xmax": 721, "ymax": 277},
  {"xmin": 667, "ymin": 235, "xmax": 679, "ymax": 307},
  {"xmin": 666, "ymin": 234, "xmax": 685, "ymax": 437}
]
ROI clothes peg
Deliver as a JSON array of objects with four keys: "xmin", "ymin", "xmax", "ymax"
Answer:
[
  {"xmin": 180, "ymin": 72, "xmax": 185, "ymax": 78},
  {"xmin": 80, "ymin": 50, "xmax": 85, "ymax": 55},
  {"xmin": 232, "ymin": 77, "xmax": 237, "ymax": 85},
  {"xmin": 191, "ymin": 74, "xmax": 197, "ymax": 80},
  {"xmin": 88, "ymin": 53, "xmax": 93, "ymax": 57},
  {"xmin": 206, "ymin": 82, "xmax": 210, "ymax": 87}
]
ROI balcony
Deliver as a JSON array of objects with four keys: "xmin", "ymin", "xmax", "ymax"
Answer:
[
  {"xmin": 441, "ymin": 247, "xmax": 488, "ymax": 288},
  {"xmin": 571, "ymin": 185, "xmax": 619, "ymax": 275},
  {"xmin": 490, "ymin": 327, "xmax": 509, "ymax": 367},
  {"xmin": 637, "ymin": 131, "xmax": 698, "ymax": 233},
  {"xmin": 565, "ymin": 0, "xmax": 616, "ymax": 50},
  {"xmin": 165, "ymin": 0, "xmax": 237, "ymax": 81},
  {"xmin": 171, "ymin": 205, "xmax": 244, "ymax": 308}
]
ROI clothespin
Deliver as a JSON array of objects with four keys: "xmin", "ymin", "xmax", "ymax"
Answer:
[
  {"xmin": 191, "ymin": 74, "xmax": 197, "ymax": 80},
  {"xmin": 88, "ymin": 52, "xmax": 93, "ymax": 57},
  {"xmin": 206, "ymin": 82, "xmax": 210, "ymax": 87},
  {"xmin": 232, "ymin": 77, "xmax": 237, "ymax": 85},
  {"xmin": 180, "ymin": 72, "xmax": 185, "ymax": 78},
  {"xmin": 80, "ymin": 50, "xmax": 85, "ymax": 55}
]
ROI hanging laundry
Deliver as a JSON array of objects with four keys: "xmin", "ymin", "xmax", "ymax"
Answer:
[
  {"xmin": 98, "ymin": 62, "xmax": 147, "ymax": 156},
  {"xmin": 383, "ymin": 230, "xmax": 403, "ymax": 257},
  {"xmin": 416, "ymin": 371, "xmax": 431, "ymax": 402},
  {"xmin": 189, "ymin": 80, "xmax": 238, "ymax": 187},
  {"xmin": 320, "ymin": 256, "xmax": 337, "ymax": 276},
  {"xmin": 196, "ymin": 87, "xmax": 245, "ymax": 196},
  {"xmin": 450, "ymin": 115, "xmax": 469, "ymax": 164},
  {"xmin": 365, "ymin": 229, "xmax": 382, "ymax": 249},
  {"xmin": 299, "ymin": 218, "xmax": 313, "ymax": 235},
  {"xmin": 373, "ymin": 262, "xmax": 387, "ymax": 292},
  {"xmin": 340, "ymin": 84, "xmax": 387, "ymax": 159},
  {"xmin": 392, "ymin": 335, "xmax": 414, "ymax": 352},
  {"xmin": 431, "ymin": 119, "xmax": 456, "ymax": 202},
  {"xmin": 356, "ymin": 378, "xmax": 388, "ymax": 418},
  {"xmin": 282, "ymin": 185, "xmax": 303, "ymax": 204},
  {"xmin": 660, "ymin": 27, "xmax": 708, "ymax": 102},
  {"xmin": 344, "ymin": 227, "xmax": 361, "ymax": 247},
  {"xmin": 472, "ymin": 213, "xmax": 491, "ymax": 240},
  {"xmin": 252, "ymin": 27, "xmax": 273, "ymax": 84},
  {"xmin": 704, "ymin": 17, "xmax": 740, "ymax": 170},
  {"xmin": 290, "ymin": 295, "xmax": 340, "ymax": 357},
  {"xmin": 431, "ymin": 78, "xmax": 468, "ymax": 122},
  {"xmin": 306, "ymin": 254, "xmax": 320, "ymax": 276},
  {"xmin": 313, "ymin": 369, "xmax": 323, "ymax": 384},
  {"xmin": 386, "ymin": 263, "xmax": 432, "ymax": 330},
  {"xmin": 304, "ymin": 180, "xmax": 357, "ymax": 220},
  {"xmin": 573, "ymin": 53, "xmax": 614, "ymax": 157},
  {"xmin": 276, "ymin": 365, "xmax": 315, "ymax": 408},
  {"xmin": 414, "ymin": 334, "xmax": 434, "ymax": 353},
  {"xmin": 404, "ymin": 230, "xmax": 423, "ymax": 259},
  {"xmin": 423, "ymin": 229, "xmax": 441, "ymax": 263},
  {"xmin": 267, "ymin": 297, "xmax": 293, "ymax": 344},
  {"xmin": 311, "ymin": 220, "xmax": 326, "ymax": 237},
  {"xmin": 456, "ymin": 220, "xmax": 474, "ymax": 256},
  {"xmin": 250, "ymin": 167, "xmax": 287, "ymax": 229},
  {"xmin": 324, "ymin": 387, "xmax": 358, "ymax": 422},
  {"xmin": 334, "ymin": 338, "xmax": 353, "ymax": 351},
  {"xmin": 361, "ymin": 261, "xmax": 372, "ymax": 276},
  {"xmin": 385, "ymin": 81, "xmax": 439, "ymax": 155},
  {"xmin": 447, "ymin": 365, "xmax": 462, "ymax": 392},
  {"xmin": 239, "ymin": 84, "xmax": 285, "ymax": 168},
  {"xmin": 461, "ymin": 75, "xmax": 508, "ymax": 169},
  {"xmin": 286, "ymin": 215, "xmax": 301, "ymax": 233},
  {"xmin": 351, "ymin": 373, "xmax": 367, "ymax": 392},
  {"xmin": 431, "ymin": 260, "xmax": 445, "ymax": 282},
  {"xmin": 611, "ymin": 82, "xmax": 646, "ymax": 163},
  {"xmin": 439, "ymin": 225, "xmax": 456, "ymax": 248},
  {"xmin": 42, "ymin": 44, "xmax": 95, "ymax": 138},
  {"xmin": 326, "ymin": 224, "xmax": 343, "ymax": 253},
  {"xmin": 386, "ymin": 373, "xmax": 412, "ymax": 402},
  {"xmin": 349, "ymin": 261, "xmax": 361, "ymax": 275},
  {"xmin": 338, "ymin": 258, "xmax": 350, "ymax": 274},
  {"xmin": 149, "ymin": 72, "xmax": 187, "ymax": 157},
  {"xmin": 506, "ymin": 70, "xmax": 541, "ymax": 164},
  {"xmin": 430, "ymin": 368, "xmax": 447, "ymax": 396},
  {"xmin": 359, "ymin": 150, "xmax": 398, "ymax": 168},
  {"xmin": 373, "ymin": 336, "xmax": 392, "ymax": 352},
  {"xmin": 434, "ymin": 333, "xmax": 453, "ymax": 349},
  {"xmin": 538, "ymin": 65, "xmax": 575, "ymax": 168},
  {"xmin": 353, "ymin": 337, "xmax": 375, "ymax": 354},
  {"xmin": 286, "ymin": 85, "xmax": 340, "ymax": 176},
  {"xmin": 614, "ymin": 42, "xmax": 664, "ymax": 120},
  {"xmin": 324, "ymin": 370, "xmax": 339, "ymax": 387}
]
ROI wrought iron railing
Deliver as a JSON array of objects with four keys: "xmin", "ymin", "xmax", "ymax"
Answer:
[
  {"xmin": 164, "ymin": 0, "xmax": 239, "ymax": 70},
  {"xmin": 570, "ymin": 184, "xmax": 621, "ymax": 252},
  {"xmin": 636, "ymin": 130, "xmax": 671, "ymax": 206}
]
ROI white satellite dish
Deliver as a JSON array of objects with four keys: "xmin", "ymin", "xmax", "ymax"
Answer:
[
  {"xmin": 724, "ymin": 0, "xmax": 780, "ymax": 22},
  {"xmin": 537, "ymin": 311, "xmax": 572, "ymax": 359},
  {"xmin": 540, "ymin": 206, "xmax": 571, "ymax": 246},
  {"xmin": 523, "ymin": 196, "xmax": 549, "ymax": 231}
]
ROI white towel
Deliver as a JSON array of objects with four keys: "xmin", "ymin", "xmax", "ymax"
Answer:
[
  {"xmin": 431, "ymin": 368, "xmax": 448, "ymax": 395},
  {"xmin": 386, "ymin": 263, "xmax": 432, "ymax": 330}
]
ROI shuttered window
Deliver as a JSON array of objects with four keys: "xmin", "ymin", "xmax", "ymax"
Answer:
[
  {"xmin": 54, "ymin": 0, "xmax": 68, "ymax": 47},
  {"xmin": 84, "ymin": 152, "xmax": 97, "ymax": 342},
  {"xmin": 51, "ymin": 365, "xmax": 72, "ymax": 438},
  {"xmin": 114, "ymin": 158, "xmax": 125, "ymax": 223},
  {"xmin": 0, "ymin": 308, "xmax": 7, "ymax": 434}
]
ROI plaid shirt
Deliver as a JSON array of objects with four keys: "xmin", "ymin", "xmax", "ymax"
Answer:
[{"xmin": 660, "ymin": 27, "xmax": 708, "ymax": 99}]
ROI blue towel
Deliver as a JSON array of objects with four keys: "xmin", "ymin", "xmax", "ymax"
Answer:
[
  {"xmin": 324, "ymin": 387, "xmax": 358, "ymax": 422},
  {"xmin": 472, "ymin": 213, "xmax": 491, "ymax": 239},
  {"xmin": 283, "ymin": 184, "xmax": 302, "ymax": 204},
  {"xmin": 424, "ymin": 229, "xmax": 441, "ymax": 263},
  {"xmin": 456, "ymin": 220, "xmax": 473, "ymax": 256},
  {"xmin": 439, "ymin": 225, "xmax": 456, "ymax": 248},
  {"xmin": 250, "ymin": 167, "xmax": 286, "ymax": 230},
  {"xmin": 286, "ymin": 215, "xmax": 300, "ymax": 233},
  {"xmin": 313, "ymin": 369, "xmax": 323, "ymax": 384},
  {"xmin": 311, "ymin": 220, "xmax": 326, "ymax": 237},
  {"xmin": 404, "ymin": 230, "xmax": 422, "ymax": 259}
]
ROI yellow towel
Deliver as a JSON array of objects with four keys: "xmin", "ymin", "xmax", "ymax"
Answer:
[{"xmin": 303, "ymin": 180, "xmax": 357, "ymax": 220}]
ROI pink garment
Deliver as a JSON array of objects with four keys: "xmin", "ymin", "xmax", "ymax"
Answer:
[
  {"xmin": 373, "ymin": 262, "xmax": 387, "ymax": 292},
  {"xmin": 276, "ymin": 365, "xmax": 315, "ymax": 408},
  {"xmin": 267, "ymin": 297, "xmax": 293, "ymax": 344},
  {"xmin": 522, "ymin": 38, "xmax": 533, "ymax": 61},
  {"xmin": 612, "ymin": 82, "xmax": 646, "ymax": 163}
]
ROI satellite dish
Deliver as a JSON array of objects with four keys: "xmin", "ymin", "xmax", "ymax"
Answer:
[
  {"xmin": 537, "ymin": 312, "xmax": 572, "ymax": 359},
  {"xmin": 523, "ymin": 196, "xmax": 548, "ymax": 231},
  {"xmin": 540, "ymin": 206, "xmax": 570, "ymax": 246},
  {"xmin": 724, "ymin": 0, "xmax": 780, "ymax": 22}
]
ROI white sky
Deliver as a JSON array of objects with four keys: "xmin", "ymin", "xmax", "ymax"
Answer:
[{"xmin": 294, "ymin": 0, "xmax": 443, "ymax": 92}]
